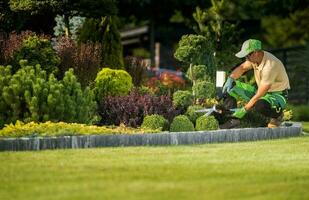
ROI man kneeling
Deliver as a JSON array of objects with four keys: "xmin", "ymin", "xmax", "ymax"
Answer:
[{"xmin": 222, "ymin": 39, "xmax": 290, "ymax": 128}]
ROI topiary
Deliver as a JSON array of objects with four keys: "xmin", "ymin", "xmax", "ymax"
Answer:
[
  {"xmin": 186, "ymin": 64, "xmax": 211, "ymax": 82},
  {"xmin": 141, "ymin": 114, "xmax": 169, "ymax": 131},
  {"xmin": 170, "ymin": 115, "xmax": 194, "ymax": 132},
  {"xmin": 94, "ymin": 68, "xmax": 133, "ymax": 100},
  {"xmin": 12, "ymin": 35, "xmax": 60, "ymax": 74},
  {"xmin": 195, "ymin": 115, "xmax": 219, "ymax": 131},
  {"xmin": 172, "ymin": 90, "xmax": 193, "ymax": 109},
  {"xmin": 174, "ymin": 34, "xmax": 215, "ymax": 81},
  {"xmin": 185, "ymin": 105, "xmax": 204, "ymax": 124},
  {"xmin": 192, "ymin": 81, "xmax": 215, "ymax": 100}
]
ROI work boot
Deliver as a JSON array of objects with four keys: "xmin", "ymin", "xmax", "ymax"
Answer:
[{"xmin": 267, "ymin": 113, "xmax": 283, "ymax": 128}]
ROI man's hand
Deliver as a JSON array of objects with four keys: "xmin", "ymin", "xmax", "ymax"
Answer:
[
  {"xmin": 232, "ymin": 107, "xmax": 247, "ymax": 119},
  {"xmin": 222, "ymin": 77, "xmax": 234, "ymax": 94}
]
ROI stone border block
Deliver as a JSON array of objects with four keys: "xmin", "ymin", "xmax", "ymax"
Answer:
[{"xmin": 0, "ymin": 123, "xmax": 302, "ymax": 151}]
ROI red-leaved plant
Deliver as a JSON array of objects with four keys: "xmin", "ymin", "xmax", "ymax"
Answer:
[
  {"xmin": 98, "ymin": 90, "xmax": 181, "ymax": 127},
  {"xmin": 54, "ymin": 37, "xmax": 102, "ymax": 86},
  {"xmin": 0, "ymin": 31, "xmax": 49, "ymax": 64}
]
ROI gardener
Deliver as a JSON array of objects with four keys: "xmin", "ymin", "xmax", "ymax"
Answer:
[{"xmin": 222, "ymin": 39, "xmax": 290, "ymax": 128}]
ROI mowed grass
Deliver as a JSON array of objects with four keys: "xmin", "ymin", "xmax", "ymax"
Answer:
[{"xmin": 1, "ymin": 136, "xmax": 309, "ymax": 200}]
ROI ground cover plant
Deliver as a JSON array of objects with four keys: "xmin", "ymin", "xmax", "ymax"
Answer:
[
  {"xmin": 0, "ymin": 121, "xmax": 158, "ymax": 138},
  {"xmin": 1, "ymin": 136, "xmax": 309, "ymax": 200}
]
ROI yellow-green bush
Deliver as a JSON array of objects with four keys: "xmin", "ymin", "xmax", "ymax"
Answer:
[
  {"xmin": 94, "ymin": 68, "xmax": 133, "ymax": 100},
  {"xmin": 172, "ymin": 90, "xmax": 193, "ymax": 109},
  {"xmin": 0, "ymin": 121, "xmax": 158, "ymax": 138},
  {"xmin": 195, "ymin": 115, "xmax": 219, "ymax": 131},
  {"xmin": 170, "ymin": 115, "xmax": 194, "ymax": 132},
  {"xmin": 141, "ymin": 114, "xmax": 169, "ymax": 131}
]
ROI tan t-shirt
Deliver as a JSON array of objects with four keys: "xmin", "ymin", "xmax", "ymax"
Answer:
[{"xmin": 249, "ymin": 51, "xmax": 290, "ymax": 92}]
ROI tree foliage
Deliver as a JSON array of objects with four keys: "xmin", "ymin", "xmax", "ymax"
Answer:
[
  {"xmin": 78, "ymin": 16, "xmax": 124, "ymax": 69},
  {"xmin": 192, "ymin": 0, "xmax": 240, "ymax": 69},
  {"xmin": 262, "ymin": 7, "xmax": 309, "ymax": 48}
]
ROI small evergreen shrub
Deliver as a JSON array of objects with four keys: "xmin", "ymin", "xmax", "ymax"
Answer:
[
  {"xmin": 12, "ymin": 35, "xmax": 60, "ymax": 74},
  {"xmin": 195, "ymin": 115, "xmax": 219, "ymax": 131},
  {"xmin": 0, "ymin": 63, "xmax": 97, "ymax": 128},
  {"xmin": 192, "ymin": 81, "xmax": 215, "ymax": 99},
  {"xmin": 170, "ymin": 115, "xmax": 194, "ymax": 132},
  {"xmin": 141, "ymin": 114, "xmax": 169, "ymax": 131},
  {"xmin": 185, "ymin": 105, "xmax": 204, "ymax": 124},
  {"xmin": 94, "ymin": 68, "xmax": 133, "ymax": 100},
  {"xmin": 172, "ymin": 90, "xmax": 193, "ymax": 109}
]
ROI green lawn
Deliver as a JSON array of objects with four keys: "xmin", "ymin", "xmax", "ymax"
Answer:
[{"xmin": 1, "ymin": 136, "xmax": 309, "ymax": 200}]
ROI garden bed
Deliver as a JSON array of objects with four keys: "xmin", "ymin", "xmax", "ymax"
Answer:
[{"xmin": 0, "ymin": 123, "xmax": 302, "ymax": 151}]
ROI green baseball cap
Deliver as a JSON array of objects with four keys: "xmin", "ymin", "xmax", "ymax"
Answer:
[{"xmin": 235, "ymin": 39, "xmax": 262, "ymax": 58}]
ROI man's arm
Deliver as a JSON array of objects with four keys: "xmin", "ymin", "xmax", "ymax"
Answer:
[
  {"xmin": 230, "ymin": 60, "xmax": 252, "ymax": 80},
  {"xmin": 244, "ymin": 83, "xmax": 271, "ymax": 110}
]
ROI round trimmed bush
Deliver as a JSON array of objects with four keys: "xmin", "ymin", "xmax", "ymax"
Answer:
[
  {"xmin": 195, "ymin": 115, "xmax": 219, "ymax": 131},
  {"xmin": 95, "ymin": 68, "xmax": 133, "ymax": 100},
  {"xmin": 192, "ymin": 81, "xmax": 215, "ymax": 99},
  {"xmin": 170, "ymin": 115, "xmax": 194, "ymax": 132},
  {"xmin": 185, "ymin": 105, "xmax": 205, "ymax": 124},
  {"xmin": 141, "ymin": 114, "xmax": 169, "ymax": 131},
  {"xmin": 172, "ymin": 90, "xmax": 193, "ymax": 109}
]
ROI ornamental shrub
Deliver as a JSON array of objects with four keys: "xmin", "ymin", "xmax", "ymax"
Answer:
[
  {"xmin": 0, "ymin": 62, "xmax": 97, "ymax": 128},
  {"xmin": 174, "ymin": 34, "xmax": 215, "ymax": 81},
  {"xmin": 0, "ymin": 31, "xmax": 49, "ymax": 65},
  {"xmin": 192, "ymin": 81, "xmax": 215, "ymax": 99},
  {"xmin": 12, "ymin": 35, "xmax": 60, "ymax": 74},
  {"xmin": 141, "ymin": 114, "xmax": 169, "ymax": 131},
  {"xmin": 54, "ymin": 37, "xmax": 102, "ymax": 86},
  {"xmin": 172, "ymin": 90, "xmax": 193, "ymax": 109},
  {"xmin": 98, "ymin": 91, "xmax": 180, "ymax": 127},
  {"xmin": 94, "ymin": 68, "xmax": 133, "ymax": 100},
  {"xmin": 124, "ymin": 56, "xmax": 148, "ymax": 87},
  {"xmin": 170, "ymin": 115, "xmax": 194, "ymax": 132},
  {"xmin": 185, "ymin": 105, "xmax": 204, "ymax": 124},
  {"xmin": 195, "ymin": 115, "xmax": 219, "ymax": 131}
]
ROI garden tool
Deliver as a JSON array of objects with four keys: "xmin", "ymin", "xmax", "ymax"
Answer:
[
  {"xmin": 195, "ymin": 105, "xmax": 238, "ymax": 117},
  {"xmin": 195, "ymin": 105, "xmax": 221, "ymax": 116}
]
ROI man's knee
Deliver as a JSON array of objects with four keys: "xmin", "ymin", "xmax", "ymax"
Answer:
[{"xmin": 253, "ymin": 99, "xmax": 270, "ymax": 114}]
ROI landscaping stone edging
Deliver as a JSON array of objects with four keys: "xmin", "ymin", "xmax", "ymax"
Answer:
[{"xmin": 0, "ymin": 123, "xmax": 302, "ymax": 151}]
